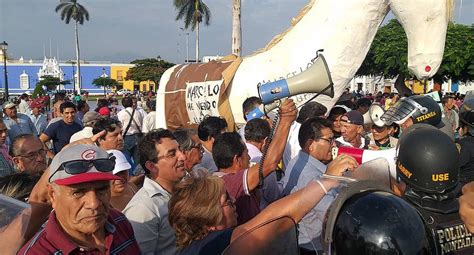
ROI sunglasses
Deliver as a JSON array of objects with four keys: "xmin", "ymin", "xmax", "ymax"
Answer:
[{"xmin": 59, "ymin": 157, "xmax": 116, "ymax": 175}]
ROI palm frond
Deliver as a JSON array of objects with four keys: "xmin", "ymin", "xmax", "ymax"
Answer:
[
  {"xmin": 65, "ymin": 7, "xmax": 74, "ymax": 24},
  {"xmin": 55, "ymin": 2, "xmax": 69, "ymax": 13}
]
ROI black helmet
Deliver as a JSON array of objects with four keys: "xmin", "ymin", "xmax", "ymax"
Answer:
[
  {"xmin": 459, "ymin": 98, "xmax": 474, "ymax": 134},
  {"xmin": 331, "ymin": 190, "xmax": 431, "ymax": 254},
  {"xmin": 381, "ymin": 95, "xmax": 443, "ymax": 127},
  {"xmin": 396, "ymin": 125, "xmax": 459, "ymax": 193}
]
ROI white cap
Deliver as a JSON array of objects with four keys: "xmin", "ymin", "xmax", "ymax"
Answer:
[{"xmin": 107, "ymin": 150, "xmax": 132, "ymax": 175}]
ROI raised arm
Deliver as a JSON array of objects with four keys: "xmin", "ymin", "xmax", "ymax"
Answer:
[
  {"xmin": 233, "ymin": 177, "xmax": 337, "ymax": 241},
  {"xmin": 246, "ymin": 99, "xmax": 297, "ymax": 191}
]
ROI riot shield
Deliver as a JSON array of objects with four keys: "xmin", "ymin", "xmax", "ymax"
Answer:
[
  {"xmin": 222, "ymin": 216, "xmax": 299, "ymax": 255},
  {"xmin": 0, "ymin": 194, "xmax": 32, "ymax": 255}
]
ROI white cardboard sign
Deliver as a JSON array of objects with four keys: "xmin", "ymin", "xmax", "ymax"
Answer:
[{"xmin": 185, "ymin": 79, "xmax": 223, "ymax": 124}]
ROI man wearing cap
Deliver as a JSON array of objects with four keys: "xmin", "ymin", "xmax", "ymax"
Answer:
[
  {"xmin": 337, "ymin": 110, "xmax": 369, "ymax": 149},
  {"xmin": 18, "ymin": 144, "xmax": 141, "ymax": 254},
  {"xmin": 27, "ymin": 99, "xmax": 48, "ymax": 136},
  {"xmin": 3, "ymin": 101, "xmax": 38, "ymax": 140},
  {"xmin": 108, "ymin": 149, "xmax": 137, "ymax": 211},
  {"xmin": 70, "ymin": 111, "xmax": 101, "ymax": 143}
]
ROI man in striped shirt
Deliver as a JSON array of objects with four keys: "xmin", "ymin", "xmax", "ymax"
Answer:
[{"xmin": 18, "ymin": 144, "xmax": 140, "ymax": 254}]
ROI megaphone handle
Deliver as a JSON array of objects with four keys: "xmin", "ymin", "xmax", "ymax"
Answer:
[{"xmin": 257, "ymin": 111, "xmax": 280, "ymax": 188}]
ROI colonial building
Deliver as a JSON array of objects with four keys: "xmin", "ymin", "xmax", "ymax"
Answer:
[{"xmin": 0, "ymin": 54, "xmax": 156, "ymax": 95}]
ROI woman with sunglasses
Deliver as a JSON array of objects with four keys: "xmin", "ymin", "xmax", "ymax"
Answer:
[
  {"xmin": 367, "ymin": 123, "xmax": 399, "ymax": 150},
  {"xmin": 168, "ymin": 170, "xmax": 345, "ymax": 255}
]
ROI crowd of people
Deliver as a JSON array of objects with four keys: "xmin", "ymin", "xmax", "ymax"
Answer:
[{"xmin": 0, "ymin": 88, "xmax": 473, "ymax": 254}]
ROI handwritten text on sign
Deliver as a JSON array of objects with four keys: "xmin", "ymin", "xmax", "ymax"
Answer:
[{"xmin": 185, "ymin": 80, "xmax": 223, "ymax": 124}]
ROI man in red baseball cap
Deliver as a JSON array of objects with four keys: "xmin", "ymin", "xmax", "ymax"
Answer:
[{"xmin": 19, "ymin": 144, "xmax": 140, "ymax": 254}]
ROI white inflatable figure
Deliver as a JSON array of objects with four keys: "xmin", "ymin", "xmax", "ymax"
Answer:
[{"xmin": 157, "ymin": 0, "xmax": 453, "ymax": 127}]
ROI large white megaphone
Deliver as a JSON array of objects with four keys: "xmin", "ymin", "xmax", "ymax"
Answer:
[
  {"xmin": 247, "ymin": 54, "xmax": 334, "ymax": 121},
  {"xmin": 332, "ymin": 146, "xmax": 397, "ymax": 179},
  {"xmin": 362, "ymin": 103, "xmax": 386, "ymax": 126}
]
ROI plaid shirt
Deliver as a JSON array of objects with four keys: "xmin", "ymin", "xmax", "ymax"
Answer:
[{"xmin": 18, "ymin": 209, "xmax": 140, "ymax": 255}]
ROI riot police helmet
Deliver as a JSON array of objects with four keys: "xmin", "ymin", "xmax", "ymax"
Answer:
[
  {"xmin": 459, "ymin": 98, "xmax": 474, "ymax": 134},
  {"xmin": 396, "ymin": 124, "xmax": 459, "ymax": 193},
  {"xmin": 381, "ymin": 95, "xmax": 443, "ymax": 127},
  {"xmin": 331, "ymin": 190, "xmax": 431, "ymax": 254}
]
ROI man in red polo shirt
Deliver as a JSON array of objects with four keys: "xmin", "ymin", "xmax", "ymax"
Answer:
[
  {"xmin": 19, "ymin": 144, "xmax": 140, "ymax": 254},
  {"xmin": 212, "ymin": 99, "xmax": 297, "ymax": 225}
]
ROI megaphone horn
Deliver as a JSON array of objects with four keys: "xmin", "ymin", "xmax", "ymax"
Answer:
[{"xmin": 258, "ymin": 54, "xmax": 334, "ymax": 105}]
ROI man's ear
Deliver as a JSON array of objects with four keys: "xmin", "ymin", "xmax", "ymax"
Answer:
[
  {"xmin": 233, "ymin": 154, "xmax": 240, "ymax": 168},
  {"xmin": 12, "ymin": 157, "xmax": 21, "ymax": 168},
  {"xmin": 145, "ymin": 161, "xmax": 157, "ymax": 175},
  {"xmin": 47, "ymin": 184, "xmax": 57, "ymax": 209}
]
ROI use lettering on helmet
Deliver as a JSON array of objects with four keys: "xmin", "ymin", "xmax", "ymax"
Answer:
[
  {"xmin": 397, "ymin": 161, "xmax": 413, "ymax": 178},
  {"xmin": 415, "ymin": 111, "xmax": 436, "ymax": 122},
  {"xmin": 432, "ymin": 173, "xmax": 449, "ymax": 182}
]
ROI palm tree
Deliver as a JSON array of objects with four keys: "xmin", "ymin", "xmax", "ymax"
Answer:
[
  {"xmin": 174, "ymin": 0, "xmax": 211, "ymax": 62},
  {"xmin": 232, "ymin": 0, "xmax": 241, "ymax": 56},
  {"xmin": 55, "ymin": 0, "xmax": 89, "ymax": 93}
]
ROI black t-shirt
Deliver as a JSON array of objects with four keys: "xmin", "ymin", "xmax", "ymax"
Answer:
[
  {"xmin": 179, "ymin": 228, "xmax": 233, "ymax": 255},
  {"xmin": 44, "ymin": 120, "xmax": 82, "ymax": 153},
  {"xmin": 457, "ymin": 135, "xmax": 474, "ymax": 184}
]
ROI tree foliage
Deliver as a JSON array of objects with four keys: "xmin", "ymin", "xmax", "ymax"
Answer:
[
  {"xmin": 357, "ymin": 20, "xmax": 474, "ymax": 83},
  {"xmin": 55, "ymin": 0, "xmax": 89, "ymax": 25},
  {"xmin": 174, "ymin": 0, "xmax": 211, "ymax": 30},
  {"xmin": 36, "ymin": 76, "xmax": 71, "ymax": 92},
  {"xmin": 92, "ymin": 77, "xmax": 119, "ymax": 89},
  {"xmin": 125, "ymin": 57, "xmax": 175, "ymax": 86}
]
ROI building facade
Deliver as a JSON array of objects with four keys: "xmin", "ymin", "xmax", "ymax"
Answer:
[{"xmin": 0, "ymin": 55, "xmax": 155, "ymax": 95}]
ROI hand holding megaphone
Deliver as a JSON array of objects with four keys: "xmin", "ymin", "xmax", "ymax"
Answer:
[
  {"xmin": 278, "ymin": 99, "xmax": 298, "ymax": 122},
  {"xmin": 326, "ymin": 154, "xmax": 359, "ymax": 176}
]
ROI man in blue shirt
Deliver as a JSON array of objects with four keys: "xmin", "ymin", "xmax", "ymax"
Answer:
[
  {"xmin": 2, "ymin": 101, "xmax": 38, "ymax": 140},
  {"xmin": 281, "ymin": 117, "xmax": 357, "ymax": 253},
  {"xmin": 40, "ymin": 102, "xmax": 82, "ymax": 155},
  {"xmin": 27, "ymin": 100, "xmax": 48, "ymax": 136}
]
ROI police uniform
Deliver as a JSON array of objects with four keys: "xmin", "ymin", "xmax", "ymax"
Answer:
[
  {"xmin": 457, "ymin": 135, "xmax": 474, "ymax": 184},
  {"xmin": 404, "ymin": 188, "xmax": 474, "ymax": 255},
  {"xmin": 396, "ymin": 125, "xmax": 474, "ymax": 255}
]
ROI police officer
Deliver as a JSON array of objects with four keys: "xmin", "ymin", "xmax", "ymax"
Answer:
[
  {"xmin": 322, "ymin": 183, "xmax": 432, "ymax": 254},
  {"xmin": 395, "ymin": 125, "xmax": 474, "ymax": 254},
  {"xmin": 380, "ymin": 95, "xmax": 454, "ymax": 139},
  {"xmin": 457, "ymin": 99, "xmax": 474, "ymax": 184}
]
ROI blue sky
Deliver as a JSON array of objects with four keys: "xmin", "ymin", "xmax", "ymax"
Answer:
[{"xmin": 0, "ymin": 0, "xmax": 472, "ymax": 64}]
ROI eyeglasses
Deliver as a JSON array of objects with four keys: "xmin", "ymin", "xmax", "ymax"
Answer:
[
  {"xmin": 17, "ymin": 148, "xmax": 47, "ymax": 161},
  {"xmin": 59, "ymin": 157, "xmax": 116, "ymax": 175},
  {"xmin": 317, "ymin": 137, "xmax": 335, "ymax": 144}
]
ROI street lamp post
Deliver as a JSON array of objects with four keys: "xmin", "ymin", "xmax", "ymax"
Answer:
[
  {"xmin": 180, "ymin": 28, "xmax": 189, "ymax": 63},
  {"xmin": 1, "ymin": 41, "xmax": 9, "ymax": 101},
  {"xmin": 101, "ymin": 68, "xmax": 108, "ymax": 96}
]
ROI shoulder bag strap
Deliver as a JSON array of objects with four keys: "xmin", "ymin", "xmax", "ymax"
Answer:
[{"xmin": 123, "ymin": 108, "xmax": 135, "ymax": 136}]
